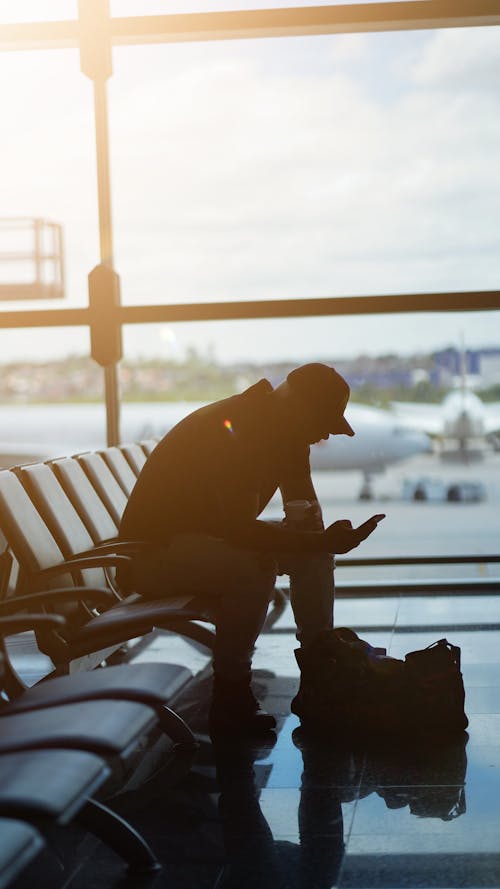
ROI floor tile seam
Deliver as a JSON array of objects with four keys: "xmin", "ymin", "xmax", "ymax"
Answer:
[
  {"xmin": 392, "ymin": 593, "xmax": 402, "ymax": 637},
  {"xmin": 59, "ymin": 838, "xmax": 98, "ymax": 889},
  {"xmin": 385, "ymin": 610, "xmax": 398, "ymax": 655},
  {"xmin": 357, "ymin": 782, "xmax": 467, "ymax": 789},
  {"xmin": 335, "ymin": 834, "xmax": 350, "ymax": 889},
  {"xmin": 347, "ymin": 823, "xmax": 470, "ymax": 837},
  {"xmin": 392, "ymin": 623, "xmax": 500, "ymax": 633},
  {"xmin": 346, "ymin": 829, "xmax": 500, "ymax": 835},
  {"xmin": 343, "ymin": 792, "xmax": 361, "ymax": 847},
  {"xmin": 267, "ymin": 622, "xmax": 500, "ymax": 642}
]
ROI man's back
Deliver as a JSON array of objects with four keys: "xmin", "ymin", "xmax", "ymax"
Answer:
[{"xmin": 119, "ymin": 381, "xmax": 301, "ymax": 544}]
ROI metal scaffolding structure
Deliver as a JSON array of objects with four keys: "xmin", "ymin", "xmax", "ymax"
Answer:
[{"xmin": 0, "ymin": 218, "xmax": 64, "ymax": 302}]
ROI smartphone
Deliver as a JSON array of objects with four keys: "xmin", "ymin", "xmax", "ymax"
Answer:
[{"xmin": 357, "ymin": 513, "xmax": 386, "ymax": 533}]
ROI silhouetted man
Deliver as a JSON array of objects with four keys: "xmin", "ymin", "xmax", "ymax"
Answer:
[{"xmin": 119, "ymin": 364, "xmax": 383, "ymax": 733}]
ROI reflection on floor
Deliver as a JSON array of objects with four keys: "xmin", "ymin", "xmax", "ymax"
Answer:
[{"xmin": 15, "ymin": 595, "xmax": 500, "ymax": 889}]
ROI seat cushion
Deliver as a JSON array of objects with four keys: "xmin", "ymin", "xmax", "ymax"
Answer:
[
  {"xmin": 0, "ymin": 749, "xmax": 109, "ymax": 822},
  {"xmin": 0, "ymin": 699, "xmax": 157, "ymax": 758},
  {"xmin": 6, "ymin": 663, "xmax": 192, "ymax": 715},
  {"xmin": 0, "ymin": 818, "xmax": 44, "ymax": 888},
  {"xmin": 71, "ymin": 596, "xmax": 206, "ymax": 645}
]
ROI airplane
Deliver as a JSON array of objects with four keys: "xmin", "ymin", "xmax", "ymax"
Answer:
[
  {"xmin": 390, "ymin": 388, "xmax": 500, "ymax": 460},
  {"xmin": 0, "ymin": 399, "xmax": 431, "ymax": 499},
  {"xmin": 391, "ymin": 337, "xmax": 500, "ymax": 460},
  {"xmin": 307, "ymin": 403, "xmax": 432, "ymax": 497}
]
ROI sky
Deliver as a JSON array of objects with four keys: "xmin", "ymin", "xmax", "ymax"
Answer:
[{"xmin": 0, "ymin": 4, "xmax": 499, "ymax": 366}]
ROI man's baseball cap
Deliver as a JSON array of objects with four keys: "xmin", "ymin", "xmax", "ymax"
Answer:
[{"xmin": 286, "ymin": 363, "xmax": 355, "ymax": 436}]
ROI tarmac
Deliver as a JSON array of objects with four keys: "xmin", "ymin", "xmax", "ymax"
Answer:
[{"xmin": 263, "ymin": 447, "xmax": 500, "ymax": 574}]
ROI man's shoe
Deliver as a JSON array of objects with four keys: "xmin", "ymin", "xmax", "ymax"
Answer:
[
  {"xmin": 209, "ymin": 676, "xmax": 277, "ymax": 735},
  {"xmin": 290, "ymin": 642, "xmax": 333, "ymax": 723}
]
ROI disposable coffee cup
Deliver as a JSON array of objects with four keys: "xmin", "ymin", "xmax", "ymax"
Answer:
[{"xmin": 284, "ymin": 499, "xmax": 311, "ymax": 526}]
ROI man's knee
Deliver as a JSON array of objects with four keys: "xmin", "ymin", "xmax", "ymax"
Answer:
[
  {"xmin": 310, "ymin": 551, "xmax": 334, "ymax": 571},
  {"xmin": 235, "ymin": 550, "xmax": 277, "ymax": 599},
  {"xmin": 279, "ymin": 550, "xmax": 334, "ymax": 577}
]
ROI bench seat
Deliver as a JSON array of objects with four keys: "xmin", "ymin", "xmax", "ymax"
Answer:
[{"xmin": 0, "ymin": 818, "xmax": 44, "ymax": 889}]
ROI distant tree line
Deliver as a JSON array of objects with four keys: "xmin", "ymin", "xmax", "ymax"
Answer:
[{"xmin": 0, "ymin": 350, "xmax": 499, "ymax": 404}]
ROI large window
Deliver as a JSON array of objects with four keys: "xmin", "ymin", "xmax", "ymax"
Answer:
[{"xmin": 109, "ymin": 27, "xmax": 500, "ymax": 308}]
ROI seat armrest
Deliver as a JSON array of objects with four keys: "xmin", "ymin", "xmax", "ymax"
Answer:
[
  {"xmin": 79, "ymin": 540, "xmax": 162, "ymax": 558},
  {"xmin": 0, "ymin": 587, "xmax": 115, "ymax": 616},
  {"xmin": 36, "ymin": 554, "xmax": 131, "ymax": 580},
  {"xmin": 0, "ymin": 613, "xmax": 66, "ymax": 636}
]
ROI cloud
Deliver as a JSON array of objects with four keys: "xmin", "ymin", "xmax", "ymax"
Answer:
[
  {"xmin": 0, "ymin": 26, "xmax": 499, "ymax": 360},
  {"xmin": 410, "ymin": 25, "xmax": 500, "ymax": 93},
  {"xmin": 104, "ymin": 32, "xmax": 500, "ymax": 306}
]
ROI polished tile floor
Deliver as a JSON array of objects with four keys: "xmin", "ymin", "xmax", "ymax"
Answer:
[{"xmin": 15, "ymin": 593, "xmax": 500, "ymax": 889}]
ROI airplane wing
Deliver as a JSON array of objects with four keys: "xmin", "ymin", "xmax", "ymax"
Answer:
[
  {"xmin": 389, "ymin": 402, "xmax": 444, "ymax": 436},
  {"xmin": 391, "ymin": 397, "xmax": 500, "ymax": 438},
  {"xmin": 0, "ymin": 402, "xmax": 205, "ymax": 469},
  {"xmin": 482, "ymin": 402, "xmax": 500, "ymax": 435}
]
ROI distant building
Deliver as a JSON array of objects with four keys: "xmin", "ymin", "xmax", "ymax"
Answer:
[
  {"xmin": 433, "ymin": 347, "xmax": 500, "ymax": 388},
  {"xmin": 478, "ymin": 350, "xmax": 500, "ymax": 387}
]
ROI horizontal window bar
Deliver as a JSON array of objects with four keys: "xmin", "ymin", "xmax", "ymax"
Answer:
[
  {"xmin": 1, "ymin": 291, "xmax": 499, "ymax": 329},
  {"xmin": 110, "ymin": 2, "xmax": 500, "ymax": 46},
  {"xmin": 277, "ymin": 579, "xmax": 500, "ymax": 598},
  {"xmin": 119, "ymin": 292, "xmax": 500, "ymax": 323},
  {"xmin": 333, "ymin": 578, "xmax": 500, "ymax": 595},
  {"xmin": 1, "ymin": 2, "xmax": 499, "ymax": 52},
  {"xmin": 336, "ymin": 554, "xmax": 500, "ymax": 567},
  {"xmin": 0, "ymin": 308, "xmax": 90, "ymax": 328}
]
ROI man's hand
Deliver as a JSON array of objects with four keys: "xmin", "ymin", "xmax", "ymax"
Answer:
[{"xmin": 324, "ymin": 514, "xmax": 385, "ymax": 554}]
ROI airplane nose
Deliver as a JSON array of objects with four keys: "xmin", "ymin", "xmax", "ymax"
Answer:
[{"xmin": 393, "ymin": 425, "xmax": 433, "ymax": 457}]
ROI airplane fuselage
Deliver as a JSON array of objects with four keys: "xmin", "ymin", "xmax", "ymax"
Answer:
[
  {"xmin": 0, "ymin": 400, "xmax": 431, "ymax": 474},
  {"xmin": 442, "ymin": 390, "xmax": 486, "ymax": 441},
  {"xmin": 310, "ymin": 405, "xmax": 431, "ymax": 471}
]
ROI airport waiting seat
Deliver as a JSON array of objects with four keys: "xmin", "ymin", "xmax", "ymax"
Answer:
[
  {"xmin": 0, "ymin": 748, "xmax": 158, "ymax": 875},
  {"xmin": 0, "ymin": 616, "xmax": 162, "ymax": 764},
  {"xmin": 16, "ymin": 458, "xmax": 118, "ymax": 568},
  {"xmin": 76, "ymin": 451, "xmax": 130, "ymax": 528},
  {"xmin": 0, "ymin": 693, "xmax": 160, "ymax": 781},
  {"xmin": 0, "ymin": 483, "xmax": 212, "ymax": 748},
  {"xmin": 0, "ymin": 559, "xmax": 189, "ymax": 875},
  {"xmin": 0, "ymin": 617, "xmax": 161, "ymax": 874},
  {"xmin": 0, "ymin": 467, "xmax": 215, "ymax": 661},
  {"xmin": 1, "ymin": 611, "xmax": 196, "ymax": 748},
  {"xmin": 51, "ymin": 454, "xmax": 124, "ymax": 538},
  {"xmin": 0, "ymin": 751, "xmax": 112, "ymax": 866},
  {"xmin": 0, "ymin": 818, "xmax": 44, "ymax": 889},
  {"xmin": 138, "ymin": 438, "xmax": 159, "ymax": 457},
  {"xmin": 99, "ymin": 445, "xmax": 139, "ymax": 496},
  {"xmin": 119, "ymin": 442, "xmax": 148, "ymax": 475}
]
